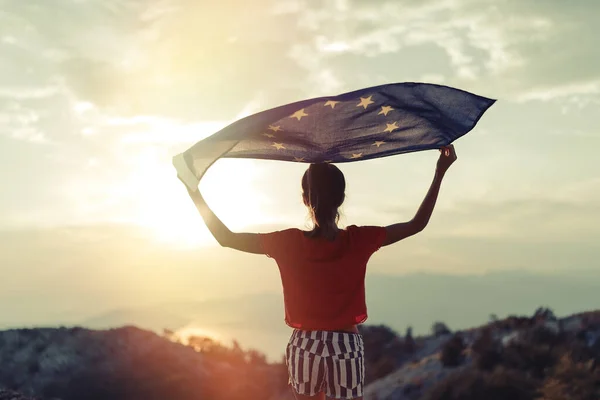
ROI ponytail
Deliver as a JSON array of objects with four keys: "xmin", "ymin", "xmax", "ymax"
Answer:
[{"xmin": 302, "ymin": 163, "xmax": 346, "ymax": 233}]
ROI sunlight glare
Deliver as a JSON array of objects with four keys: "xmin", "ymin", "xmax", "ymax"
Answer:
[
  {"xmin": 128, "ymin": 147, "xmax": 265, "ymax": 248},
  {"xmin": 175, "ymin": 325, "xmax": 226, "ymax": 345}
]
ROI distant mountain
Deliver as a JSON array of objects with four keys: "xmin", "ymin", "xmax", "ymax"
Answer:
[
  {"xmin": 83, "ymin": 292, "xmax": 284, "ymax": 331},
  {"xmin": 80, "ymin": 271, "xmax": 600, "ymax": 360},
  {"xmin": 364, "ymin": 270, "xmax": 600, "ymax": 333},
  {"xmin": 82, "ymin": 308, "xmax": 190, "ymax": 332}
]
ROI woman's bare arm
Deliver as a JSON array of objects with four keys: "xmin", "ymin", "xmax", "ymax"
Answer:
[
  {"xmin": 382, "ymin": 145, "xmax": 457, "ymax": 246},
  {"xmin": 182, "ymin": 181, "xmax": 264, "ymax": 254}
]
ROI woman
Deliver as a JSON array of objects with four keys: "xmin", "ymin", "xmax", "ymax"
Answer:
[{"xmin": 181, "ymin": 145, "xmax": 457, "ymax": 400}]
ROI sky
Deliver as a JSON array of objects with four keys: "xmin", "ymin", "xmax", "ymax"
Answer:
[{"xmin": 1, "ymin": 0, "xmax": 599, "ymax": 331}]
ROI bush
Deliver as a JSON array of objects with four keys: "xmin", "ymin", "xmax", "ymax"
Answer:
[
  {"xmin": 425, "ymin": 367, "xmax": 537, "ymax": 400},
  {"xmin": 440, "ymin": 334, "xmax": 466, "ymax": 368},
  {"xmin": 472, "ymin": 328, "xmax": 502, "ymax": 371},
  {"xmin": 522, "ymin": 325, "xmax": 565, "ymax": 348},
  {"xmin": 501, "ymin": 342, "xmax": 558, "ymax": 380},
  {"xmin": 359, "ymin": 324, "xmax": 404, "ymax": 383},
  {"xmin": 432, "ymin": 322, "xmax": 452, "ymax": 337},
  {"xmin": 537, "ymin": 354, "xmax": 600, "ymax": 400},
  {"xmin": 404, "ymin": 326, "xmax": 416, "ymax": 354}
]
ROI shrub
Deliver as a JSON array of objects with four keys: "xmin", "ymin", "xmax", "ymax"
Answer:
[
  {"xmin": 404, "ymin": 326, "xmax": 416, "ymax": 354},
  {"xmin": 537, "ymin": 354, "xmax": 600, "ymax": 400},
  {"xmin": 501, "ymin": 342, "xmax": 558, "ymax": 380},
  {"xmin": 432, "ymin": 322, "xmax": 452, "ymax": 337},
  {"xmin": 440, "ymin": 334, "xmax": 466, "ymax": 368},
  {"xmin": 424, "ymin": 367, "xmax": 537, "ymax": 400},
  {"xmin": 472, "ymin": 328, "xmax": 502, "ymax": 371},
  {"xmin": 522, "ymin": 325, "xmax": 565, "ymax": 348},
  {"xmin": 359, "ymin": 324, "xmax": 403, "ymax": 383}
]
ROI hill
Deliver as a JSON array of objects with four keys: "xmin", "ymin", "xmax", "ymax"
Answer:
[{"xmin": 1, "ymin": 308, "xmax": 599, "ymax": 400}]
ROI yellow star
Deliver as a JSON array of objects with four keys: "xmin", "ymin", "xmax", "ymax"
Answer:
[
  {"xmin": 383, "ymin": 122, "xmax": 399, "ymax": 133},
  {"xmin": 357, "ymin": 96, "xmax": 374, "ymax": 109},
  {"xmin": 324, "ymin": 100, "xmax": 340, "ymax": 109},
  {"xmin": 290, "ymin": 109, "xmax": 308, "ymax": 121},
  {"xmin": 262, "ymin": 133, "xmax": 275, "ymax": 138},
  {"xmin": 373, "ymin": 141, "xmax": 385, "ymax": 147},
  {"xmin": 378, "ymin": 106, "xmax": 394, "ymax": 116},
  {"xmin": 350, "ymin": 153, "xmax": 363, "ymax": 159},
  {"xmin": 294, "ymin": 157, "xmax": 305, "ymax": 162},
  {"xmin": 272, "ymin": 142, "xmax": 285, "ymax": 150},
  {"xmin": 268, "ymin": 125, "xmax": 282, "ymax": 132}
]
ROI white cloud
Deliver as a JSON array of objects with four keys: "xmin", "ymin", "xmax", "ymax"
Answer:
[
  {"xmin": 276, "ymin": 0, "xmax": 596, "ymax": 103},
  {"xmin": 516, "ymin": 80, "xmax": 600, "ymax": 102},
  {"xmin": 0, "ymin": 85, "xmax": 61, "ymax": 100},
  {"xmin": 0, "ymin": 103, "xmax": 48, "ymax": 144}
]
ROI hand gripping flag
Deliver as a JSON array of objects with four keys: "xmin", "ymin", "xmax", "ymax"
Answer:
[{"xmin": 173, "ymin": 82, "xmax": 495, "ymax": 190}]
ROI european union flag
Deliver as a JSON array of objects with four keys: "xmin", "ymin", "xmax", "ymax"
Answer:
[{"xmin": 174, "ymin": 82, "xmax": 495, "ymax": 190}]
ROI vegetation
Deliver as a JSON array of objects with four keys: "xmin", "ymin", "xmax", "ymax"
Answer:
[
  {"xmin": 426, "ymin": 310, "xmax": 600, "ymax": 400},
  {"xmin": 432, "ymin": 321, "xmax": 452, "ymax": 337},
  {"xmin": 1, "ymin": 308, "xmax": 599, "ymax": 400},
  {"xmin": 359, "ymin": 324, "xmax": 405, "ymax": 384},
  {"xmin": 440, "ymin": 333, "xmax": 466, "ymax": 367}
]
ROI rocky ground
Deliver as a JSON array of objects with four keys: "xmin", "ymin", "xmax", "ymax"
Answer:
[
  {"xmin": 363, "ymin": 310, "xmax": 600, "ymax": 400},
  {"xmin": 1, "ymin": 309, "xmax": 599, "ymax": 400},
  {"xmin": 0, "ymin": 389, "xmax": 37, "ymax": 400}
]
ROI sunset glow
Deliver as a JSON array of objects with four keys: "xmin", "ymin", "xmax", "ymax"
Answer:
[{"xmin": 128, "ymin": 150, "xmax": 266, "ymax": 247}]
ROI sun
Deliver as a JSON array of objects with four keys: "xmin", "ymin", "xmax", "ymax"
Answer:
[{"xmin": 130, "ymin": 152, "xmax": 265, "ymax": 248}]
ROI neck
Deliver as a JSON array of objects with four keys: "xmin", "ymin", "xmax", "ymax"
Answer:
[{"xmin": 308, "ymin": 221, "xmax": 339, "ymax": 240}]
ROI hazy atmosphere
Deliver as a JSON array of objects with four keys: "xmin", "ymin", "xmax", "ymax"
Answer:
[{"xmin": 1, "ymin": 0, "xmax": 599, "ymax": 360}]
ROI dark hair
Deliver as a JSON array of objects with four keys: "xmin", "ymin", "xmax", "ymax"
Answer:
[{"xmin": 301, "ymin": 163, "xmax": 346, "ymax": 233}]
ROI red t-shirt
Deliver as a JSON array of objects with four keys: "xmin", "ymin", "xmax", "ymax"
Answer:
[{"xmin": 259, "ymin": 225, "xmax": 387, "ymax": 331}]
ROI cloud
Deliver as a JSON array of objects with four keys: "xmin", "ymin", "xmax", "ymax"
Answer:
[
  {"xmin": 273, "ymin": 0, "xmax": 599, "ymax": 104},
  {"xmin": 9, "ymin": 0, "xmax": 315, "ymax": 119},
  {"xmin": 516, "ymin": 80, "xmax": 600, "ymax": 102},
  {"xmin": 0, "ymin": 102, "xmax": 47, "ymax": 143},
  {"xmin": 4, "ymin": 0, "xmax": 598, "ymax": 124},
  {"xmin": 377, "ymin": 189, "xmax": 600, "ymax": 247},
  {"xmin": 0, "ymin": 0, "xmax": 598, "ymax": 235}
]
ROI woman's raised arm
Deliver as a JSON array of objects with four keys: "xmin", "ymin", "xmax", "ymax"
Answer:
[
  {"xmin": 382, "ymin": 145, "xmax": 457, "ymax": 246},
  {"xmin": 181, "ymin": 179, "xmax": 264, "ymax": 254}
]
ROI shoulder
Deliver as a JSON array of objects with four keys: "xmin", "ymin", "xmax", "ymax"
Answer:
[
  {"xmin": 346, "ymin": 225, "xmax": 387, "ymax": 252},
  {"xmin": 262, "ymin": 228, "xmax": 302, "ymax": 238},
  {"xmin": 346, "ymin": 225, "xmax": 386, "ymax": 235},
  {"xmin": 259, "ymin": 228, "xmax": 303, "ymax": 258},
  {"xmin": 260, "ymin": 228, "xmax": 303, "ymax": 244}
]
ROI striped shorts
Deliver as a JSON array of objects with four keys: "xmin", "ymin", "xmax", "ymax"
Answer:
[{"xmin": 286, "ymin": 329, "xmax": 365, "ymax": 399}]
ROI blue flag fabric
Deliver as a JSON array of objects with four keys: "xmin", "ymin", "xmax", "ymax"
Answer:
[{"xmin": 173, "ymin": 82, "xmax": 495, "ymax": 190}]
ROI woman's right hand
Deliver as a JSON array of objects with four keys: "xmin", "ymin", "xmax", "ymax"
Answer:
[{"xmin": 437, "ymin": 144, "xmax": 457, "ymax": 173}]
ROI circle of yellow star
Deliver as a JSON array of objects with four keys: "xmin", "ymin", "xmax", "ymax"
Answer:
[
  {"xmin": 350, "ymin": 153, "xmax": 363, "ymax": 159},
  {"xmin": 272, "ymin": 142, "xmax": 285, "ymax": 150},
  {"xmin": 268, "ymin": 125, "xmax": 282, "ymax": 132},
  {"xmin": 384, "ymin": 122, "xmax": 399, "ymax": 133},
  {"xmin": 324, "ymin": 100, "xmax": 340, "ymax": 109},
  {"xmin": 357, "ymin": 96, "xmax": 374, "ymax": 109},
  {"xmin": 290, "ymin": 109, "xmax": 309, "ymax": 121},
  {"xmin": 294, "ymin": 157, "xmax": 305, "ymax": 162},
  {"xmin": 378, "ymin": 106, "xmax": 394, "ymax": 116},
  {"xmin": 373, "ymin": 141, "xmax": 385, "ymax": 147},
  {"xmin": 262, "ymin": 133, "xmax": 275, "ymax": 138}
]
